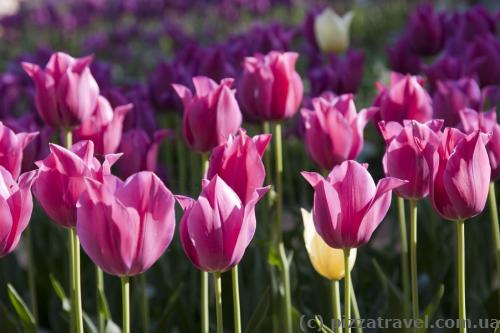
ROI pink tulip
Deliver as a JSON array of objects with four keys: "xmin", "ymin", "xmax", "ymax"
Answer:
[
  {"xmin": 424, "ymin": 128, "xmax": 491, "ymax": 221},
  {"xmin": 74, "ymin": 95, "xmax": 132, "ymax": 155},
  {"xmin": 177, "ymin": 176, "xmax": 268, "ymax": 272},
  {"xmin": 33, "ymin": 140, "xmax": 118, "ymax": 228},
  {"xmin": 238, "ymin": 51, "xmax": 303, "ymax": 121},
  {"xmin": 206, "ymin": 129, "xmax": 271, "ymax": 204},
  {"xmin": 302, "ymin": 160, "xmax": 406, "ymax": 249},
  {"xmin": 301, "ymin": 94, "xmax": 377, "ymax": 170},
  {"xmin": 460, "ymin": 108, "xmax": 500, "ymax": 181},
  {"xmin": 172, "ymin": 76, "xmax": 242, "ymax": 152},
  {"xmin": 0, "ymin": 122, "xmax": 38, "ymax": 179},
  {"xmin": 22, "ymin": 52, "xmax": 100, "ymax": 129},
  {"xmin": 77, "ymin": 171, "xmax": 175, "ymax": 276},
  {"xmin": 373, "ymin": 72, "xmax": 433, "ymax": 124},
  {"xmin": 379, "ymin": 119, "xmax": 443, "ymax": 200},
  {"xmin": 0, "ymin": 167, "xmax": 37, "ymax": 257},
  {"xmin": 115, "ymin": 128, "xmax": 168, "ymax": 179}
]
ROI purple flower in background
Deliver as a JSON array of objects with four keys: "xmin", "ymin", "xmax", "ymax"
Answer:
[
  {"xmin": 386, "ymin": 37, "xmax": 422, "ymax": 75},
  {"xmin": 424, "ymin": 56, "xmax": 464, "ymax": 93},
  {"xmin": 465, "ymin": 35, "xmax": 500, "ymax": 87},
  {"xmin": 406, "ymin": 4, "xmax": 444, "ymax": 56},
  {"xmin": 148, "ymin": 60, "xmax": 186, "ymax": 112}
]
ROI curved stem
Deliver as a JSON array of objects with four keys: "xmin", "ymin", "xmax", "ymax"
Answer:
[
  {"xmin": 397, "ymin": 197, "xmax": 410, "ymax": 321},
  {"xmin": 71, "ymin": 228, "xmax": 84, "ymax": 333},
  {"xmin": 232, "ymin": 266, "xmax": 241, "ymax": 333},
  {"xmin": 214, "ymin": 272, "xmax": 223, "ymax": 333},
  {"xmin": 343, "ymin": 249, "xmax": 351, "ymax": 333},
  {"xmin": 97, "ymin": 267, "xmax": 105, "ymax": 333},
  {"xmin": 350, "ymin": 276, "xmax": 362, "ymax": 333},
  {"xmin": 121, "ymin": 276, "xmax": 130, "ymax": 333},
  {"xmin": 488, "ymin": 183, "xmax": 500, "ymax": 311},
  {"xmin": 409, "ymin": 199, "xmax": 419, "ymax": 329},
  {"xmin": 140, "ymin": 274, "xmax": 149, "ymax": 333},
  {"xmin": 26, "ymin": 226, "xmax": 38, "ymax": 322},
  {"xmin": 457, "ymin": 220, "xmax": 467, "ymax": 333},
  {"xmin": 331, "ymin": 280, "xmax": 341, "ymax": 333},
  {"xmin": 279, "ymin": 242, "xmax": 292, "ymax": 333},
  {"xmin": 200, "ymin": 153, "xmax": 210, "ymax": 333}
]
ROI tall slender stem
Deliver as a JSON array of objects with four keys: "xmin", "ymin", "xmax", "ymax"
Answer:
[
  {"xmin": 121, "ymin": 276, "xmax": 130, "ymax": 333},
  {"xmin": 457, "ymin": 220, "xmax": 467, "ymax": 333},
  {"xmin": 71, "ymin": 228, "xmax": 84, "ymax": 333},
  {"xmin": 232, "ymin": 266, "xmax": 241, "ymax": 333},
  {"xmin": 214, "ymin": 272, "xmax": 223, "ymax": 333},
  {"xmin": 262, "ymin": 121, "xmax": 273, "ymax": 208},
  {"xmin": 350, "ymin": 276, "xmax": 362, "ymax": 333},
  {"xmin": 331, "ymin": 280, "xmax": 341, "ymax": 333},
  {"xmin": 201, "ymin": 153, "xmax": 209, "ymax": 333},
  {"xmin": 140, "ymin": 274, "xmax": 149, "ymax": 333},
  {"xmin": 488, "ymin": 182, "xmax": 500, "ymax": 310},
  {"xmin": 279, "ymin": 243, "xmax": 292, "ymax": 333},
  {"xmin": 69, "ymin": 229, "xmax": 75, "ymax": 333},
  {"xmin": 343, "ymin": 249, "xmax": 351, "ymax": 333},
  {"xmin": 26, "ymin": 226, "xmax": 38, "ymax": 322},
  {"xmin": 397, "ymin": 197, "xmax": 410, "ymax": 320},
  {"xmin": 409, "ymin": 199, "xmax": 419, "ymax": 329},
  {"xmin": 273, "ymin": 122, "xmax": 283, "ymax": 242},
  {"xmin": 97, "ymin": 267, "xmax": 105, "ymax": 333}
]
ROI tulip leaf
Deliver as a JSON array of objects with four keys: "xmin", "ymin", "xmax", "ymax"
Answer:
[
  {"xmin": 154, "ymin": 283, "xmax": 183, "ymax": 333},
  {"xmin": 315, "ymin": 315, "xmax": 334, "ymax": 333},
  {"xmin": 245, "ymin": 286, "xmax": 271, "ymax": 333},
  {"xmin": 0, "ymin": 301, "xmax": 21, "ymax": 333},
  {"xmin": 83, "ymin": 311, "xmax": 98, "ymax": 333},
  {"xmin": 49, "ymin": 274, "xmax": 71, "ymax": 312},
  {"xmin": 417, "ymin": 284, "xmax": 444, "ymax": 333},
  {"xmin": 372, "ymin": 259, "xmax": 405, "ymax": 325},
  {"xmin": 106, "ymin": 319, "xmax": 122, "ymax": 333},
  {"xmin": 97, "ymin": 287, "xmax": 111, "ymax": 320},
  {"xmin": 7, "ymin": 284, "xmax": 36, "ymax": 333}
]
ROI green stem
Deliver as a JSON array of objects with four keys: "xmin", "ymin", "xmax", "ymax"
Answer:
[
  {"xmin": 232, "ymin": 266, "xmax": 241, "ymax": 333},
  {"xmin": 263, "ymin": 121, "xmax": 273, "ymax": 209},
  {"xmin": 279, "ymin": 243, "xmax": 292, "ymax": 333},
  {"xmin": 201, "ymin": 153, "xmax": 209, "ymax": 333},
  {"xmin": 69, "ymin": 230, "xmax": 75, "ymax": 333},
  {"xmin": 409, "ymin": 199, "xmax": 419, "ymax": 328},
  {"xmin": 140, "ymin": 274, "xmax": 149, "ymax": 333},
  {"xmin": 26, "ymin": 226, "xmax": 38, "ymax": 322},
  {"xmin": 397, "ymin": 197, "xmax": 410, "ymax": 320},
  {"xmin": 457, "ymin": 220, "xmax": 467, "ymax": 333},
  {"xmin": 350, "ymin": 276, "xmax": 362, "ymax": 333},
  {"xmin": 273, "ymin": 122, "xmax": 283, "ymax": 243},
  {"xmin": 121, "ymin": 276, "xmax": 130, "ymax": 333},
  {"xmin": 71, "ymin": 228, "xmax": 84, "ymax": 333},
  {"xmin": 214, "ymin": 272, "xmax": 223, "ymax": 333},
  {"xmin": 488, "ymin": 183, "xmax": 500, "ymax": 311},
  {"xmin": 97, "ymin": 267, "xmax": 105, "ymax": 333},
  {"xmin": 343, "ymin": 249, "xmax": 351, "ymax": 333},
  {"xmin": 331, "ymin": 280, "xmax": 341, "ymax": 333}
]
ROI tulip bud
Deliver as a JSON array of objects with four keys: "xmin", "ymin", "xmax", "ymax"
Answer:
[
  {"xmin": 0, "ymin": 121, "xmax": 38, "ymax": 179},
  {"xmin": 314, "ymin": 8, "xmax": 353, "ymax": 54},
  {"xmin": 301, "ymin": 209, "xmax": 356, "ymax": 280}
]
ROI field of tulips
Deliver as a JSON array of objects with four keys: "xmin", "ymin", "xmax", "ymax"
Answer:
[{"xmin": 0, "ymin": 0, "xmax": 499, "ymax": 332}]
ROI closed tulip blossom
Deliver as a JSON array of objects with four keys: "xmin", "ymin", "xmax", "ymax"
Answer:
[
  {"xmin": 460, "ymin": 108, "xmax": 500, "ymax": 181},
  {"xmin": 301, "ymin": 209, "xmax": 356, "ymax": 281},
  {"xmin": 238, "ymin": 51, "xmax": 303, "ymax": 121},
  {"xmin": 0, "ymin": 167, "xmax": 37, "ymax": 257},
  {"xmin": 379, "ymin": 120, "xmax": 443, "ymax": 199},
  {"xmin": 22, "ymin": 52, "xmax": 100, "ymax": 129},
  {"xmin": 433, "ymin": 78, "xmax": 481, "ymax": 127},
  {"xmin": 301, "ymin": 94, "xmax": 377, "ymax": 170},
  {"xmin": 173, "ymin": 76, "xmax": 242, "ymax": 152},
  {"xmin": 302, "ymin": 160, "xmax": 406, "ymax": 249},
  {"xmin": 177, "ymin": 176, "xmax": 268, "ymax": 272},
  {"xmin": 406, "ymin": 4, "xmax": 444, "ymax": 56},
  {"xmin": 77, "ymin": 171, "xmax": 176, "ymax": 276},
  {"xmin": 313, "ymin": 8, "xmax": 353, "ymax": 54},
  {"xmin": 206, "ymin": 129, "xmax": 271, "ymax": 204},
  {"xmin": 33, "ymin": 140, "xmax": 118, "ymax": 228},
  {"xmin": 0, "ymin": 121, "xmax": 38, "ymax": 179},
  {"xmin": 374, "ymin": 73, "xmax": 433, "ymax": 124},
  {"xmin": 424, "ymin": 128, "xmax": 491, "ymax": 221},
  {"xmin": 74, "ymin": 95, "xmax": 132, "ymax": 155}
]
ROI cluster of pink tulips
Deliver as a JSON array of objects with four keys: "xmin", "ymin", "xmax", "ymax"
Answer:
[{"xmin": 0, "ymin": 36, "xmax": 497, "ymax": 333}]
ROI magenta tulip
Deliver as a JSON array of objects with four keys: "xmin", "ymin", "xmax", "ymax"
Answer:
[
  {"xmin": 460, "ymin": 108, "xmax": 500, "ymax": 181},
  {"xmin": 74, "ymin": 95, "xmax": 132, "ymax": 155},
  {"xmin": 302, "ymin": 160, "xmax": 406, "ymax": 249},
  {"xmin": 173, "ymin": 76, "xmax": 242, "ymax": 152},
  {"xmin": 379, "ymin": 119, "xmax": 443, "ymax": 200},
  {"xmin": 238, "ymin": 51, "xmax": 303, "ymax": 121},
  {"xmin": 374, "ymin": 72, "xmax": 433, "ymax": 124},
  {"xmin": 22, "ymin": 52, "xmax": 100, "ymax": 129},
  {"xmin": 177, "ymin": 176, "xmax": 268, "ymax": 272},
  {"xmin": 424, "ymin": 128, "xmax": 491, "ymax": 221},
  {"xmin": 77, "ymin": 171, "xmax": 175, "ymax": 276},
  {"xmin": 301, "ymin": 94, "xmax": 377, "ymax": 170},
  {"xmin": 206, "ymin": 129, "xmax": 271, "ymax": 204},
  {"xmin": 0, "ymin": 121, "xmax": 38, "ymax": 179},
  {"xmin": 33, "ymin": 140, "xmax": 118, "ymax": 228},
  {"xmin": 0, "ymin": 167, "xmax": 36, "ymax": 257},
  {"xmin": 115, "ymin": 128, "xmax": 168, "ymax": 179},
  {"xmin": 433, "ymin": 78, "xmax": 481, "ymax": 127}
]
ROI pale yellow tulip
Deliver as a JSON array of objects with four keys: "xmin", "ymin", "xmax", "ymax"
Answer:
[
  {"xmin": 314, "ymin": 8, "xmax": 353, "ymax": 54},
  {"xmin": 301, "ymin": 208, "xmax": 356, "ymax": 280}
]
